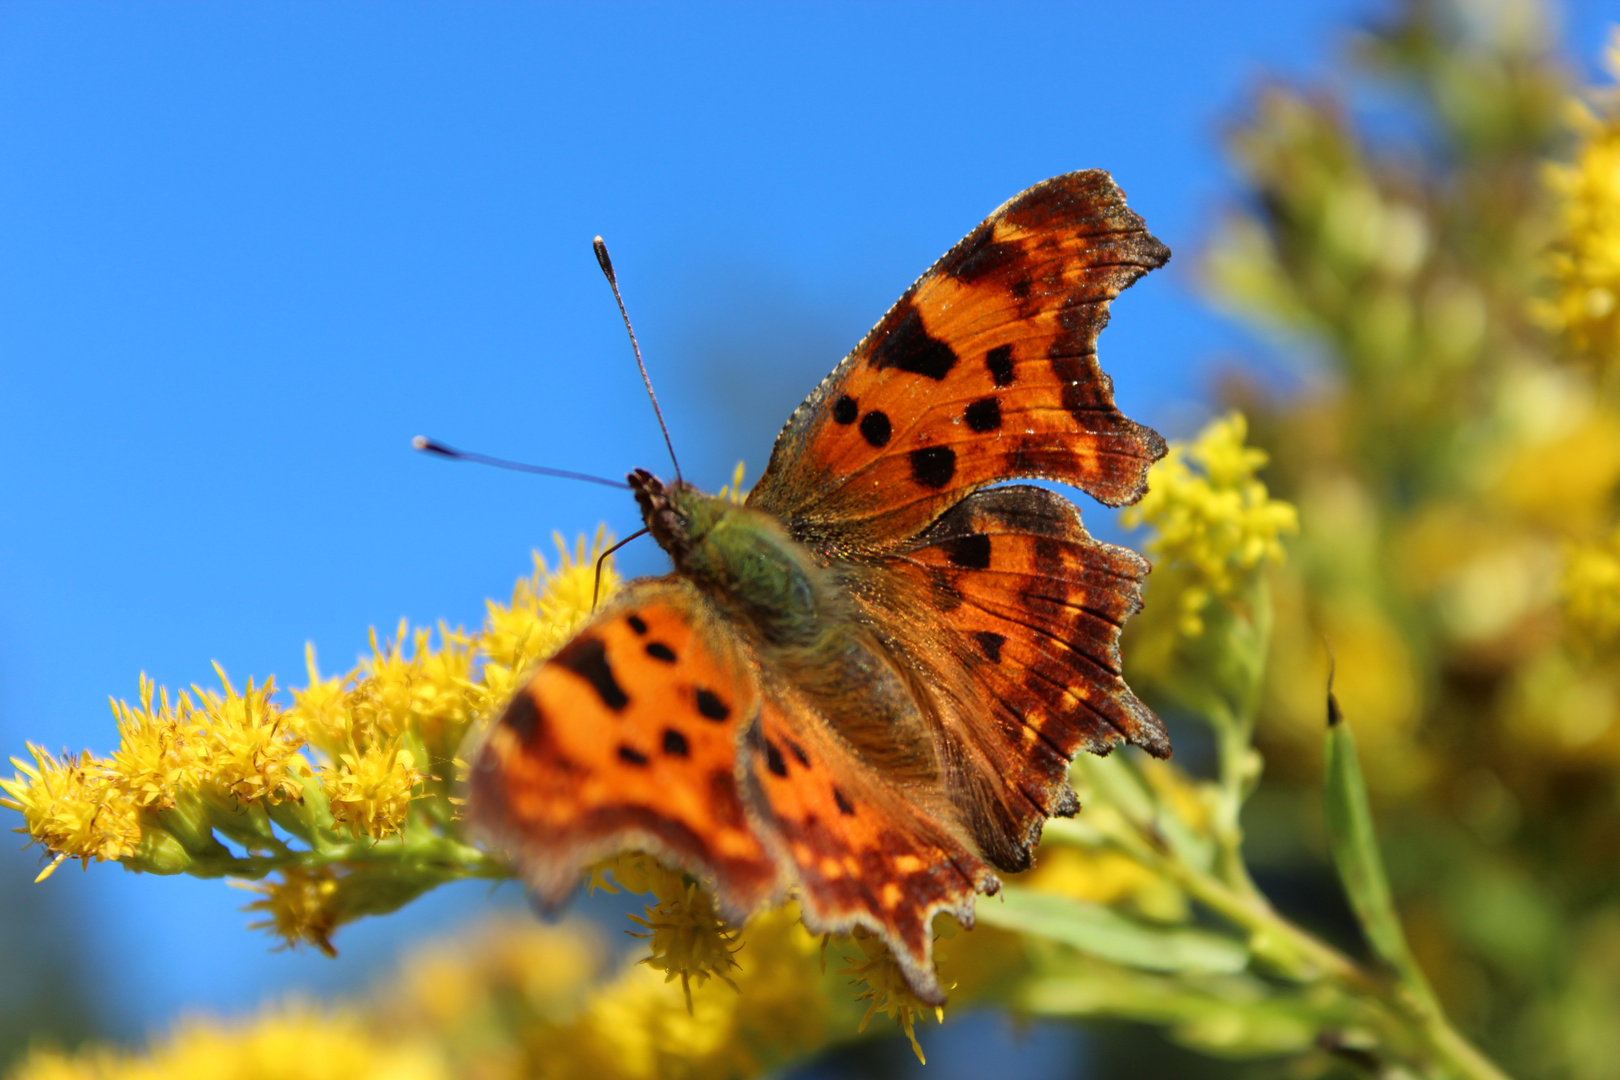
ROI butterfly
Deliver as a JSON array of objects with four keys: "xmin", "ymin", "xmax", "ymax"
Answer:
[{"xmin": 467, "ymin": 170, "xmax": 1171, "ymax": 1004}]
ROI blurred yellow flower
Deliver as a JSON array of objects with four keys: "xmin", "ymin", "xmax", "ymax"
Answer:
[
  {"xmin": 1124, "ymin": 412, "xmax": 1299, "ymax": 635},
  {"xmin": 591, "ymin": 852, "xmax": 744, "ymax": 1012},
  {"xmin": 1562, "ymin": 527, "xmax": 1620, "ymax": 650},
  {"xmin": 241, "ymin": 865, "xmax": 342, "ymax": 957},
  {"xmin": 1538, "ymin": 30, "xmax": 1620, "ymax": 368},
  {"xmin": 10, "ymin": 1004, "xmax": 446, "ymax": 1080},
  {"xmin": 1024, "ymin": 846, "xmax": 1188, "ymax": 923}
]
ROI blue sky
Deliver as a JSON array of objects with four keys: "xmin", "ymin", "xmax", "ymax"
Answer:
[{"xmin": 1, "ymin": 0, "xmax": 1611, "ymax": 1052}]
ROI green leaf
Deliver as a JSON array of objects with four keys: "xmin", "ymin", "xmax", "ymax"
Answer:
[
  {"xmin": 1323, "ymin": 691, "xmax": 1439, "ymax": 1015},
  {"xmin": 979, "ymin": 886, "xmax": 1249, "ymax": 974}
]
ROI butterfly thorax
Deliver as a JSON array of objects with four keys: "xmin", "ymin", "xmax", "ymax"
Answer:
[{"xmin": 629, "ymin": 468, "xmax": 825, "ymax": 648}]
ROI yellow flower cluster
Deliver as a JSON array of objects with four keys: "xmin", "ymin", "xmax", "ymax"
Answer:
[
  {"xmin": 592, "ymin": 852, "xmax": 743, "ymax": 1010},
  {"xmin": 13, "ymin": 1005, "xmax": 446, "ymax": 1080},
  {"xmin": 840, "ymin": 924, "xmax": 948, "ymax": 1064},
  {"xmin": 2, "ymin": 533, "xmax": 618, "ymax": 951},
  {"xmin": 1538, "ymin": 30, "xmax": 1620, "ymax": 368},
  {"xmin": 1122, "ymin": 412, "xmax": 1299, "ymax": 635},
  {"xmin": 1561, "ymin": 528, "xmax": 1620, "ymax": 651},
  {"xmin": 2, "ymin": 671, "xmax": 303, "ymax": 882},
  {"xmin": 14, "ymin": 906, "xmax": 841, "ymax": 1080}
]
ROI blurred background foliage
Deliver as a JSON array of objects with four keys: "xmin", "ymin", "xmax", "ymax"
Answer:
[
  {"xmin": 1191, "ymin": 0, "xmax": 1620, "ymax": 1074},
  {"xmin": 8, "ymin": 0, "xmax": 1620, "ymax": 1077}
]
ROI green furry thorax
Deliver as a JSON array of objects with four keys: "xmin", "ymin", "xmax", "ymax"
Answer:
[{"xmin": 665, "ymin": 487, "xmax": 825, "ymax": 647}]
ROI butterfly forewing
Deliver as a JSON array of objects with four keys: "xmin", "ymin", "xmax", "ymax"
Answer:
[
  {"xmin": 467, "ymin": 579, "xmax": 788, "ymax": 918},
  {"xmin": 749, "ymin": 170, "xmax": 1168, "ymax": 551}
]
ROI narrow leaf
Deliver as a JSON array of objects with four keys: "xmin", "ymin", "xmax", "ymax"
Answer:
[
  {"xmin": 1323, "ymin": 687, "xmax": 1439, "ymax": 1013},
  {"xmin": 980, "ymin": 886, "xmax": 1248, "ymax": 974}
]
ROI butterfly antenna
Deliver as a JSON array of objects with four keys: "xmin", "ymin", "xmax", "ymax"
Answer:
[
  {"xmin": 592, "ymin": 527, "xmax": 650, "ymax": 611},
  {"xmin": 593, "ymin": 236, "xmax": 682, "ymax": 482},
  {"xmin": 412, "ymin": 436, "xmax": 630, "ymax": 490}
]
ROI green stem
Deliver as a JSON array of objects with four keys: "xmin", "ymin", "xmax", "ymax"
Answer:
[{"xmin": 1106, "ymin": 824, "xmax": 1508, "ymax": 1079}]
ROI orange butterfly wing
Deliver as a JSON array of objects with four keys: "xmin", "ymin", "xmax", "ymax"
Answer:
[
  {"xmin": 744, "ymin": 667, "xmax": 998, "ymax": 1005},
  {"xmin": 748, "ymin": 169, "xmax": 1167, "ymax": 550},
  {"xmin": 874, "ymin": 484, "xmax": 1168, "ymax": 870},
  {"xmin": 466, "ymin": 579, "xmax": 788, "ymax": 919},
  {"xmin": 471, "ymin": 171, "xmax": 1171, "ymax": 1006}
]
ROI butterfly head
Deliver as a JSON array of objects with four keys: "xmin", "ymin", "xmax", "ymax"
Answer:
[{"xmin": 629, "ymin": 467, "xmax": 707, "ymax": 564}]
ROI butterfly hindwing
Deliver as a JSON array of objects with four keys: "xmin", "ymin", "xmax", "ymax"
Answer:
[
  {"xmin": 744, "ymin": 675, "xmax": 996, "ymax": 1005},
  {"xmin": 869, "ymin": 484, "xmax": 1169, "ymax": 869},
  {"xmin": 466, "ymin": 578, "xmax": 789, "ymax": 919},
  {"xmin": 749, "ymin": 170, "xmax": 1168, "ymax": 550}
]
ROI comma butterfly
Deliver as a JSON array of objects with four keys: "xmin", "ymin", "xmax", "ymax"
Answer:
[{"xmin": 467, "ymin": 171, "xmax": 1172, "ymax": 1003}]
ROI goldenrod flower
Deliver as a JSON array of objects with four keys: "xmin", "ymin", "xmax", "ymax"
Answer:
[
  {"xmin": 593, "ymin": 852, "xmax": 744, "ymax": 1012},
  {"xmin": 192, "ymin": 667, "xmax": 308, "ymax": 806},
  {"xmin": 840, "ymin": 925, "xmax": 946, "ymax": 1065},
  {"xmin": 1123, "ymin": 412, "xmax": 1298, "ymax": 635},
  {"xmin": 479, "ymin": 531, "xmax": 619, "ymax": 710},
  {"xmin": 10, "ymin": 1004, "xmax": 446, "ymax": 1080},
  {"xmin": 4, "ymin": 536, "xmax": 615, "ymax": 956},
  {"xmin": 718, "ymin": 460, "xmax": 749, "ymax": 505},
  {"xmin": 1, "ymin": 744, "xmax": 142, "ymax": 877},
  {"xmin": 1562, "ymin": 527, "xmax": 1620, "ymax": 650},
  {"xmin": 242, "ymin": 865, "xmax": 342, "ymax": 957},
  {"xmin": 1538, "ymin": 30, "xmax": 1620, "ymax": 369},
  {"xmin": 107, "ymin": 675, "xmax": 201, "ymax": 811},
  {"xmin": 320, "ymin": 740, "xmax": 424, "ymax": 840}
]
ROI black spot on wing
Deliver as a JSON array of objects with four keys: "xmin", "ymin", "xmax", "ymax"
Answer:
[
  {"xmin": 973, "ymin": 630, "xmax": 1005, "ymax": 663},
  {"xmin": 626, "ymin": 614, "xmax": 647, "ymax": 635},
  {"xmin": 662, "ymin": 728, "xmax": 689, "ymax": 757},
  {"xmin": 964, "ymin": 397, "xmax": 1002, "ymax": 432},
  {"xmin": 1010, "ymin": 276, "xmax": 1032, "ymax": 299},
  {"xmin": 555, "ymin": 636, "xmax": 629, "ymax": 712},
  {"xmin": 833, "ymin": 395, "xmax": 858, "ymax": 425},
  {"xmin": 941, "ymin": 533, "xmax": 992, "ymax": 570},
  {"xmin": 786, "ymin": 740, "xmax": 809, "ymax": 767},
  {"xmin": 859, "ymin": 410, "xmax": 892, "ymax": 448},
  {"xmin": 872, "ymin": 303, "xmax": 957, "ymax": 380},
  {"xmin": 1051, "ymin": 354, "xmax": 1106, "ymax": 425},
  {"xmin": 910, "ymin": 445, "xmax": 957, "ymax": 489},
  {"xmin": 833, "ymin": 787, "xmax": 855, "ymax": 816},
  {"xmin": 764, "ymin": 740, "xmax": 788, "ymax": 777},
  {"xmin": 501, "ymin": 690, "xmax": 543, "ymax": 743},
  {"xmin": 645, "ymin": 642, "xmax": 677, "ymax": 663},
  {"xmin": 617, "ymin": 744, "xmax": 649, "ymax": 766},
  {"xmin": 695, "ymin": 688, "xmax": 730, "ymax": 722},
  {"xmin": 986, "ymin": 345, "xmax": 1015, "ymax": 387},
  {"xmin": 943, "ymin": 224, "xmax": 1024, "ymax": 283}
]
